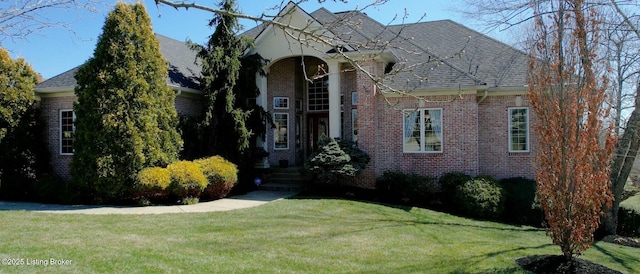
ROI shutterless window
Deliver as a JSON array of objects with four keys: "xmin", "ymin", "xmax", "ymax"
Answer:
[
  {"xmin": 274, "ymin": 113, "xmax": 289, "ymax": 150},
  {"xmin": 509, "ymin": 107, "xmax": 529, "ymax": 152},
  {"xmin": 273, "ymin": 97, "xmax": 289, "ymax": 109},
  {"xmin": 307, "ymin": 76, "xmax": 329, "ymax": 111},
  {"xmin": 60, "ymin": 110, "xmax": 75, "ymax": 155},
  {"xmin": 403, "ymin": 109, "xmax": 443, "ymax": 153}
]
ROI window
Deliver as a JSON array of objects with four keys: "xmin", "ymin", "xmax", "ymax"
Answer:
[
  {"xmin": 308, "ymin": 76, "xmax": 329, "ymax": 111},
  {"xmin": 273, "ymin": 97, "xmax": 289, "ymax": 109},
  {"xmin": 403, "ymin": 109, "xmax": 443, "ymax": 153},
  {"xmin": 274, "ymin": 113, "xmax": 289, "ymax": 150},
  {"xmin": 352, "ymin": 109, "xmax": 358, "ymax": 142},
  {"xmin": 509, "ymin": 107, "xmax": 529, "ymax": 152},
  {"xmin": 60, "ymin": 110, "xmax": 75, "ymax": 155},
  {"xmin": 352, "ymin": 92, "xmax": 358, "ymax": 106}
]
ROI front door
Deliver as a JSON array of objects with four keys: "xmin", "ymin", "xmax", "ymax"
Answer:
[{"xmin": 307, "ymin": 113, "xmax": 329, "ymax": 153}]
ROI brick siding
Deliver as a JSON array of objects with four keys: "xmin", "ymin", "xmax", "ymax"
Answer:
[{"xmin": 39, "ymin": 93, "xmax": 203, "ymax": 181}]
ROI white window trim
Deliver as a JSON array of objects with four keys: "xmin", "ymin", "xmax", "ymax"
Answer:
[
  {"xmin": 402, "ymin": 108, "xmax": 444, "ymax": 154},
  {"xmin": 352, "ymin": 91, "xmax": 358, "ymax": 106},
  {"xmin": 508, "ymin": 107, "xmax": 530, "ymax": 153},
  {"xmin": 273, "ymin": 97, "xmax": 289, "ymax": 109},
  {"xmin": 273, "ymin": 113, "xmax": 289, "ymax": 150},
  {"xmin": 59, "ymin": 109, "xmax": 75, "ymax": 155}
]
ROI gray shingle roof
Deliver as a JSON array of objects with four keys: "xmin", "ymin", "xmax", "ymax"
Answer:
[
  {"xmin": 241, "ymin": 6, "xmax": 529, "ymax": 91},
  {"xmin": 36, "ymin": 33, "xmax": 201, "ymax": 92}
]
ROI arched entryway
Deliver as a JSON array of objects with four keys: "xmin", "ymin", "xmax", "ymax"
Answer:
[{"xmin": 266, "ymin": 56, "xmax": 333, "ymax": 166}]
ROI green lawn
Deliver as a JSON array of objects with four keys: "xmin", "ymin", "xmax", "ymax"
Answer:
[{"xmin": 0, "ymin": 197, "xmax": 638, "ymax": 273}]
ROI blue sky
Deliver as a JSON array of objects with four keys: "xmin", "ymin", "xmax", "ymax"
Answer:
[{"xmin": 2, "ymin": 0, "xmax": 499, "ymax": 79}]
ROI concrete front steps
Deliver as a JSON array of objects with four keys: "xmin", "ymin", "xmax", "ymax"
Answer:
[{"xmin": 258, "ymin": 167, "xmax": 308, "ymax": 192}]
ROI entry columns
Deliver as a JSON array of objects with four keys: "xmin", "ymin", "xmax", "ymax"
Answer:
[{"xmin": 327, "ymin": 61, "xmax": 341, "ymax": 139}]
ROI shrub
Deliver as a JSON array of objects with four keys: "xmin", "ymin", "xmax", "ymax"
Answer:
[
  {"xmin": 135, "ymin": 167, "xmax": 171, "ymax": 202},
  {"xmin": 500, "ymin": 177, "xmax": 543, "ymax": 226},
  {"xmin": 456, "ymin": 178, "xmax": 505, "ymax": 220},
  {"xmin": 304, "ymin": 137, "xmax": 369, "ymax": 184},
  {"xmin": 376, "ymin": 171, "xmax": 437, "ymax": 206},
  {"xmin": 195, "ymin": 156, "xmax": 239, "ymax": 200},
  {"xmin": 167, "ymin": 161, "xmax": 207, "ymax": 200},
  {"xmin": 377, "ymin": 171, "xmax": 411, "ymax": 201},
  {"xmin": 439, "ymin": 171, "xmax": 472, "ymax": 208},
  {"xmin": 618, "ymin": 207, "xmax": 640, "ymax": 237}
]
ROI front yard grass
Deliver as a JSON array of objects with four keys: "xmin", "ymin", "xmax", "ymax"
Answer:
[{"xmin": 0, "ymin": 197, "xmax": 638, "ymax": 273}]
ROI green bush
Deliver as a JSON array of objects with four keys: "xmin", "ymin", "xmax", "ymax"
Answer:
[
  {"xmin": 500, "ymin": 177, "xmax": 543, "ymax": 226},
  {"xmin": 456, "ymin": 178, "xmax": 505, "ymax": 220},
  {"xmin": 377, "ymin": 171, "xmax": 411, "ymax": 201},
  {"xmin": 376, "ymin": 171, "xmax": 437, "ymax": 206},
  {"xmin": 195, "ymin": 156, "xmax": 238, "ymax": 200},
  {"xmin": 304, "ymin": 137, "xmax": 370, "ymax": 184},
  {"xmin": 439, "ymin": 171, "xmax": 472, "ymax": 208},
  {"xmin": 167, "ymin": 161, "xmax": 207, "ymax": 200},
  {"xmin": 618, "ymin": 207, "xmax": 640, "ymax": 237}
]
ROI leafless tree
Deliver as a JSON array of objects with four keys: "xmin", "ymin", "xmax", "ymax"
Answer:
[
  {"xmin": 153, "ymin": 0, "xmax": 484, "ymax": 104},
  {"xmin": 463, "ymin": 0, "xmax": 640, "ymax": 236},
  {"xmin": 0, "ymin": 0, "xmax": 101, "ymax": 43}
]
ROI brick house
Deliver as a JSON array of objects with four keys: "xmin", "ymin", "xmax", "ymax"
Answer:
[
  {"xmin": 36, "ymin": 3, "xmax": 535, "ymax": 188},
  {"xmin": 35, "ymin": 34, "xmax": 203, "ymax": 181}
]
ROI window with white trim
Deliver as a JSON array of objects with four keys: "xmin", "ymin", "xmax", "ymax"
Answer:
[
  {"xmin": 403, "ymin": 109, "xmax": 443, "ymax": 153},
  {"xmin": 274, "ymin": 113, "xmax": 289, "ymax": 150},
  {"xmin": 273, "ymin": 97, "xmax": 289, "ymax": 109},
  {"xmin": 60, "ymin": 110, "xmax": 75, "ymax": 155},
  {"xmin": 307, "ymin": 76, "xmax": 329, "ymax": 111},
  {"xmin": 509, "ymin": 107, "xmax": 529, "ymax": 152}
]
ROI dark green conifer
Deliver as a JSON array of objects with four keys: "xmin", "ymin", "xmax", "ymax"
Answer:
[{"xmin": 71, "ymin": 2, "xmax": 182, "ymax": 203}]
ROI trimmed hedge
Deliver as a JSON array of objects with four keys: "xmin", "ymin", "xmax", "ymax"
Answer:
[
  {"xmin": 195, "ymin": 156, "xmax": 238, "ymax": 199},
  {"xmin": 135, "ymin": 167, "xmax": 171, "ymax": 202},
  {"xmin": 456, "ymin": 177, "xmax": 504, "ymax": 220},
  {"xmin": 377, "ymin": 171, "xmax": 438, "ymax": 206},
  {"xmin": 618, "ymin": 207, "xmax": 640, "ymax": 237},
  {"xmin": 500, "ymin": 177, "xmax": 543, "ymax": 227},
  {"xmin": 167, "ymin": 161, "xmax": 208, "ymax": 199},
  {"xmin": 439, "ymin": 171, "xmax": 472, "ymax": 209}
]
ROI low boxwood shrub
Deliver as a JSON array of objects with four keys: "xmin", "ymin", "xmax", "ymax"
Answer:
[
  {"xmin": 195, "ymin": 156, "xmax": 239, "ymax": 200},
  {"xmin": 376, "ymin": 171, "xmax": 437, "ymax": 206},
  {"xmin": 377, "ymin": 171, "xmax": 410, "ymax": 201},
  {"xmin": 439, "ymin": 171, "xmax": 472, "ymax": 209},
  {"xmin": 135, "ymin": 167, "xmax": 171, "ymax": 203},
  {"xmin": 618, "ymin": 207, "xmax": 640, "ymax": 237},
  {"xmin": 500, "ymin": 177, "xmax": 543, "ymax": 226},
  {"xmin": 167, "ymin": 161, "xmax": 207, "ymax": 201},
  {"xmin": 456, "ymin": 177, "xmax": 504, "ymax": 220}
]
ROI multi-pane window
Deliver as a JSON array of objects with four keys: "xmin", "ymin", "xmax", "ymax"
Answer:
[
  {"xmin": 403, "ymin": 109, "xmax": 443, "ymax": 153},
  {"xmin": 60, "ymin": 110, "xmax": 75, "ymax": 155},
  {"xmin": 273, "ymin": 97, "xmax": 289, "ymax": 109},
  {"xmin": 307, "ymin": 76, "xmax": 329, "ymax": 111},
  {"xmin": 509, "ymin": 107, "xmax": 529, "ymax": 152},
  {"xmin": 274, "ymin": 113, "xmax": 289, "ymax": 150}
]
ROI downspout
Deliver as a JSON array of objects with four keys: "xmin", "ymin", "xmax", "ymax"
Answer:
[{"xmin": 477, "ymin": 88, "xmax": 489, "ymax": 105}]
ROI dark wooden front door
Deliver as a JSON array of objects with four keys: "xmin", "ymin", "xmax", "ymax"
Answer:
[{"xmin": 307, "ymin": 113, "xmax": 329, "ymax": 153}]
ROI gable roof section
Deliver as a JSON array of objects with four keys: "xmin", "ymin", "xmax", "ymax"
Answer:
[
  {"xmin": 36, "ymin": 33, "xmax": 201, "ymax": 94},
  {"xmin": 242, "ymin": 4, "xmax": 528, "ymax": 92}
]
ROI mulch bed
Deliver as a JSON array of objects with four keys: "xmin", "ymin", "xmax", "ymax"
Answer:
[{"xmin": 515, "ymin": 255, "xmax": 622, "ymax": 274}]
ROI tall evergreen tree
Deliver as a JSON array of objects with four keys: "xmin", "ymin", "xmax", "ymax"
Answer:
[
  {"xmin": 71, "ymin": 2, "xmax": 182, "ymax": 203},
  {"xmin": 191, "ymin": 0, "xmax": 251, "ymax": 162}
]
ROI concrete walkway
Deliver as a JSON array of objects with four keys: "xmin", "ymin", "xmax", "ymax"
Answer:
[{"xmin": 0, "ymin": 190, "xmax": 298, "ymax": 215}]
